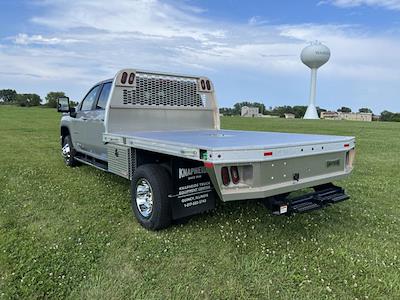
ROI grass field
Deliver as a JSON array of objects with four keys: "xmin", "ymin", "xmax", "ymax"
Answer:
[{"xmin": 1, "ymin": 106, "xmax": 400, "ymax": 299}]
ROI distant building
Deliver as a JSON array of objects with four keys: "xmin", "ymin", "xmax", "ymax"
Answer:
[
  {"xmin": 321, "ymin": 111, "xmax": 372, "ymax": 122},
  {"xmin": 320, "ymin": 111, "xmax": 340, "ymax": 120},
  {"xmin": 260, "ymin": 115, "xmax": 280, "ymax": 118},
  {"xmin": 284, "ymin": 113, "xmax": 295, "ymax": 119},
  {"xmin": 372, "ymin": 115, "xmax": 380, "ymax": 121},
  {"xmin": 241, "ymin": 106, "xmax": 260, "ymax": 117},
  {"xmin": 339, "ymin": 112, "xmax": 372, "ymax": 122}
]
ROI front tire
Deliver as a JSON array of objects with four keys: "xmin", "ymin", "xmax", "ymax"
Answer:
[
  {"xmin": 62, "ymin": 135, "xmax": 79, "ymax": 167},
  {"xmin": 131, "ymin": 164, "xmax": 172, "ymax": 230}
]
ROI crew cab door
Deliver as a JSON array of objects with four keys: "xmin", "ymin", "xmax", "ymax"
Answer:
[
  {"xmin": 70, "ymin": 85, "xmax": 101, "ymax": 154},
  {"xmin": 83, "ymin": 81, "xmax": 112, "ymax": 160}
]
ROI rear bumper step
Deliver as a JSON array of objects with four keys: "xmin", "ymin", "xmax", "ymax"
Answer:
[{"xmin": 269, "ymin": 185, "xmax": 349, "ymax": 215}]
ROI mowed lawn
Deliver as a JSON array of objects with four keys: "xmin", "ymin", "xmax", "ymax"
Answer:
[{"xmin": 1, "ymin": 105, "xmax": 400, "ymax": 299}]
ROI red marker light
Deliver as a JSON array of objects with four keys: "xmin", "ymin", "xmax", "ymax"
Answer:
[
  {"xmin": 121, "ymin": 72, "xmax": 128, "ymax": 84},
  {"xmin": 128, "ymin": 72, "xmax": 135, "ymax": 84},
  {"xmin": 204, "ymin": 162, "xmax": 214, "ymax": 168},
  {"xmin": 264, "ymin": 151, "xmax": 273, "ymax": 156},
  {"xmin": 206, "ymin": 80, "xmax": 211, "ymax": 90},
  {"xmin": 344, "ymin": 144, "xmax": 350, "ymax": 148},
  {"xmin": 201, "ymin": 80, "xmax": 206, "ymax": 90}
]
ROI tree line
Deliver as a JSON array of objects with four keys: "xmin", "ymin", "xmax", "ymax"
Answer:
[
  {"xmin": 0, "ymin": 89, "xmax": 78, "ymax": 108},
  {"xmin": 1, "ymin": 90, "xmax": 399, "ymax": 122},
  {"xmin": 380, "ymin": 111, "xmax": 400, "ymax": 122},
  {"xmin": 220, "ymin": 102, "xmax": 399, "ymax": 121},
  {"xmin": 220, "ymin": 102, "xmax": 326, "ymax": 118}
]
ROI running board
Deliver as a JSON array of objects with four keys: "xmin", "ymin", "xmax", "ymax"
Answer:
[
  {"xmin": 268, "ymin": 185, "xmax": 349, "ymax": 215},
  {"xmin": 75, "ymin": 156, "xmax": 108, "ymax": 171}
]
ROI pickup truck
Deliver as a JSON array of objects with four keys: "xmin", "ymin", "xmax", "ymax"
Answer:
[{"xmin": 58, "ymin": 68, "xmax": 355, "ymax": 230}]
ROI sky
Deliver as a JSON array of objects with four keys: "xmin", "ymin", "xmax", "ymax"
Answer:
[{"xmin": 0, "ymin": 0, "xmax": 400, "ymax": 113}]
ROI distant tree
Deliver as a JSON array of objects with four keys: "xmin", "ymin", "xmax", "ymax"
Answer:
[
  {"xmin": 359, "ymin": 107, "xmax": 373, "ymax": 114},
  {"xmin": 70, "ymin": 101, "xmax": 78, "ymax": 108},
  {"xmin": 270, "ymin": 106, "xmax": 294, "ymax": 117},
  {"xmin": 16, "ymin": 94, "xmax": 42, "ymax": 107},
  {"xmin": 267, "ymin": 105, "xmax": 327, "ymax": 118},
  {"xmin": 380, "ymin": 110, "xmax": 400, "ymax": 122},
  {"xmin": 337, "ymin": 106, "xmax": 352, "ymax": 113},
  {"xmin": 219, "ymin": 107, "xmax": 235, "ymax": 116},
  {"xmin": 45, "ymin": 91, "xmax": 66, "ymax": 108},
  {"xmin": 292, "ymin": 106, "xmax": 308, "ymax": 118},
  {"xmin": 380, "ymin": 110, "xmax": 391, "ymax": 121},
  {"xmin": 0, "ymin": 89, "xmax": 17, "ymax": 103}
]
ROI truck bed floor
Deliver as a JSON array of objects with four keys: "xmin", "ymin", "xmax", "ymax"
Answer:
[{"xmin": 109, "ymin": 129, "xmax": 353, "ymax": 151}]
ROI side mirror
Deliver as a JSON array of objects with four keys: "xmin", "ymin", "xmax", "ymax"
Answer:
[
  {"xmin": 57, "ymin": 97, "xmax": 70, "ymax": 113},
  {"xmin": 57, "ymin": 96, "xmax": 77, "ymax": 118}
]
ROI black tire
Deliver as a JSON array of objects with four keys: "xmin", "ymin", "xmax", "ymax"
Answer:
[
  {"xmin": 131, "ymin": 164, "xmax": 172, "ymax": 230},
  {"xmin": 62, "ymin": 135, "xmax": 79, "ymax": 167}
]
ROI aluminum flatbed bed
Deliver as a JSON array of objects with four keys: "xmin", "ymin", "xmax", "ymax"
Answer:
[{"xmin": 104, "ymin": 129, "xmax": 355, "ymax": 164}]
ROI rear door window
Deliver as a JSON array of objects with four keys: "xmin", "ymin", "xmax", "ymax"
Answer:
[
  {"xmin": 81, "ymin": 85, "xmax": 100, "ymax": 111},
  {"xmin": 96, "ymin": 82, "xmax": 112, "ymax": 110}
]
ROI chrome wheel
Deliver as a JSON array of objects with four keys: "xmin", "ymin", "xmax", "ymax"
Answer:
[
  {"xmin": 62, "ymin": 142, "xmax": 71, "ymax": 163},
  {"xmin": 136, "ymin": 178, "xmax": 153, "ymax": 218}
]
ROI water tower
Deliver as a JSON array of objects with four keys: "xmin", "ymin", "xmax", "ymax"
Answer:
[{"xmin": 301, "ymin": 41, "xmax": 330, "ymax": 119}]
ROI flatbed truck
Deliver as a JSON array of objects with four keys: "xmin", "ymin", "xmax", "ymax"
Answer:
[{"xmin": 58, "ymin": 68, "xmax": 355, "ymax": 230}]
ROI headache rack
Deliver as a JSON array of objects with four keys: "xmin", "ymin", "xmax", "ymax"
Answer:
[
  {"xmin": 104, "ymin": 69, "xmax": 220, "ymax": 133},
  {"xmin": 122, "ymin": 73, "xmax": 206, "ymax": 107}
]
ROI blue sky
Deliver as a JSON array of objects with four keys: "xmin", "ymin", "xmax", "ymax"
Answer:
[{"xmin": 1, "ymin": 0, "xmax": 400, "ymax": 113}]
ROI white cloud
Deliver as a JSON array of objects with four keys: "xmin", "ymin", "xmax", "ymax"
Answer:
[
  {"xmin": 248, "ymin": 16, "xmax": 269, "ymax": 26},
  {"xmin": 4, "ymin": 0, "xmax": 398, "ymax": 81},
  {"xmin": 31, "ymin": 0, "xmax": 224, "ymax": 42},
  {"xmin": 14, "ymin": 33, "xmax": 79, "ymax": 45},
  {"xmin": 1, "ymin": 0, "xmax": 400, "ymax": 111},
  {"xmin": 320, "ymin": 0, "xmax": 400, "ymax": 10}
]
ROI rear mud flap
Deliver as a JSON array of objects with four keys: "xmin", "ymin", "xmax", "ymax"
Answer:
[
  {"xmin": 267, "ymin": 184, "xmax": 349, "ymax": 215},
  {"xmin": 170, "ymin": 159, "xmax": 216, "ymax": 220}
]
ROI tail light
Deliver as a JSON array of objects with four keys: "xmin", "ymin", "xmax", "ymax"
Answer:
[
  {"xmin": 128, "ymin": 72, "xmax": 135, "ymax": 84},
  {"xmin": 230, "ymin": 166, "xmax": 240, "ymax": 184},
  {"xmin": 221, "ymin": 167, "xmax": 230, "ymax": 186},
  {"xmin": 121, "ymin": 72, "xmax": 128, "ymax": 84}
]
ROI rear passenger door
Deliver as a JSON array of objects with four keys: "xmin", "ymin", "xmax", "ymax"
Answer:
[{"xmin": 84, "ymin": 81, "xmax": 112, "ymax": 160}]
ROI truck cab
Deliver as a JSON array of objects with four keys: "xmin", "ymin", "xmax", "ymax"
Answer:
[{"xmin": 61, "ymin": 80, "xmax": 112, "ymax": 161}]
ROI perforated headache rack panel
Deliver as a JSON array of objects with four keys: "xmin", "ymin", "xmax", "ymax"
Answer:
[{"xmin": 122, "ymin": 73, "xmax": 206, "ymax": 107}]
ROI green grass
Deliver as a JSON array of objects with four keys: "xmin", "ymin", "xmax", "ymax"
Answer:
[{"xmin": 1, "ymin": 105, "xmax": 400, "ymax": 299}]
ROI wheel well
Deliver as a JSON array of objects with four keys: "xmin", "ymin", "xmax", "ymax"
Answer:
[
  {"xmin": 60, "ymin": 126, "xmax": 70, "ymax": 145},
  {"xmin": 135, "ymin": 149, "xmax": 172, "ymax": 175}
]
